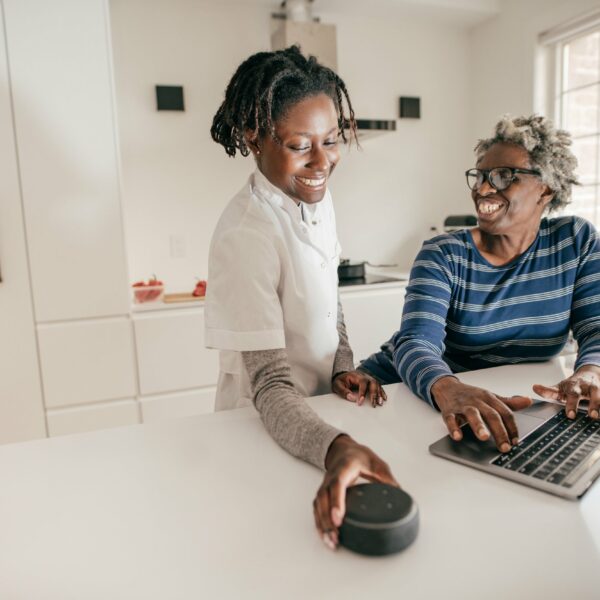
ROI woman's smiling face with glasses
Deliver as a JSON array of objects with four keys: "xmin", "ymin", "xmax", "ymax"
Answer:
[{"xmin": 468, "ymin": 142, "xmax": 553, "ymax": 236}]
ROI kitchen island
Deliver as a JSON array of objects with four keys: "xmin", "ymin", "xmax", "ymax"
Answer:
[{"xmin": 1, "ymin": 359, "xmax": 599, "ymax": 599}]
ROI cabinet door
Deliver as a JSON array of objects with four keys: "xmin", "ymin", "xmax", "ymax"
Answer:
[
  {"xmin": 140, "ymin": 388, "xmax": 216, "ymax": 423},
  {"xmin": 0, "ymin": 7, "xmax": 46, "ymax": 443},
  {"xmin": 46, "ymin": 399, "xmax": 139, "ymax": 437},
  {"xmin": 340, "ymin": 286, "xmax": 406, "ymax": 365},
  {"xmin": 3, "ymin": 0, "xmax": 129, "ymax": 321},
  {"xmin": 37, "ymin": 318, "xmax": 137, "ymax": 408},
  {"xmin": 134, "ymin": 309, "xmax": 219, "ymax": 395}
]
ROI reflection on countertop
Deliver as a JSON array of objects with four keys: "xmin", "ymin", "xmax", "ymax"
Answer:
[
  {"xmin": 338, "ymin": 267, "xmax": 409, "ymax": 291},
  {"xmin": 339, "ymin": 273, "xmax": 405, "ymax": 287}
]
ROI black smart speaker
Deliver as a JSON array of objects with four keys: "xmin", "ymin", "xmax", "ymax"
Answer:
[{"xmin": 339, "ymin": 483, "xmax": 419, "ymax": 556}]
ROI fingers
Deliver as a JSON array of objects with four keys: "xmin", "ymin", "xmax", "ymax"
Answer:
[
  {"xmin": 332, "ymin": 376, "xmax": 354, "ymax": 402},
  {"xmin": 313, "ymin": 484, "xmax": 338, "ymax": 551},
  {"xmin": 443, "ymin": 413, "xmax": 463, "ymax": 441},
  {"xmin": 333, "ymin": 372, "xmax": 387, "ymax": 408},
  {"xmin": 535, "ymin": 372, "xmax": 600, "ymax": 420},
  {"xmin": 356, "ymin": 378, "xmax": 368, "ymax": 406},
  {"xmin": 315, "ymin": 455, "xmax": 364, "ymax": 550},
  {"xmin": 437, "ymin": 381, "xmax": 526, "ymax": 451},
  {"xmin": 328, "ymin": 474, "xmax": 349, "ymax": 529},
  {"xmin": 479, "ymin": 405, "xmax": 512, "ymax": 452},
  {"xmin": 359, "ymin": 456, "xmax": 400, "ymax": 488},
  {"xmin": 316, "ymin": 442, "xmax": 401, "ymax": 551},
  {"xmin": 332, "ymin": 373, "xmax": 364, "ymax": 405},
  {"xmin": 561, "ymin": 379, "xmax": 583, "ymax": 419},
  {"xmin": 368, "ymin": 379, "xmax": 378, "ymax": 407},
  {"xmin": 463, "ymin": 406, "xmax": 490, "ymax": 442},
  {"xmin": 560, "ymin": 378, "xmax": 600, "ymax": 419},
  {"xmin": 333, "ymin": 372, "xmax": 365, "ymax": 405},
  {"xmin": 502, "ymin": 395, "xmax": 533, "ymax": 410},
  {"xmin": 532, "ymin": 383, "xmax": 561, "ymax": 401},
  {"xmin": 368, "ymin": 380, "xmax": 386, "ymax": 407},
  {"xmin": 492, "ymin": 396, "xmax": 525, "ymax": 446},
  {"xmin": 589, "ymin": 384, "xmax": 600, "ymax": 420}
]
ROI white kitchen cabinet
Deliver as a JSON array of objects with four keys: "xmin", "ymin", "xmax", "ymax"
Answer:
[
  {"xmin": 131, "ymin": 286, "xmax": 405, "ymax": 423},
  {"xmin": 339, "ymin": 284, "xmax": 406, "ymax": 365},
  {"xmin": 134, "ymin": 307, "xmax": 218, "ymax": 396},
  {"xmin": 0, "ymin": 0, "xmax": 138, "ymax": 443},
  {"xmin": 46, "ymin": 399, "xmax": 139, "ymax": 437},
  {"xmin": 0, "ymin": 7, "xmax": 46, "ymax": 444},
  {"xmin": 140, "ymin": 388, "xmax": 216, "ymax": 423},
  {"xmin": 3, "ymin": 0, "xmax": 129, "ymax": 322},
  {"xmin": 37, "ymin": 318, "xmax": 137, "ymax": 409}
]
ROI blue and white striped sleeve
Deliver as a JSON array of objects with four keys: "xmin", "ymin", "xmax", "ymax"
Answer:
[
  {"xmin": 571, "ymin": 218, "xmax": 600, "ymax": 370},
  {"xmin": 392, "ymin": 240, "xmax": 454, "ymax": 406}
]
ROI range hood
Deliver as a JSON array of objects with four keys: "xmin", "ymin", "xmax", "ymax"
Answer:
[{"xmin": 271, "ymin": 0, "xmax": 396, "ymax": 140}]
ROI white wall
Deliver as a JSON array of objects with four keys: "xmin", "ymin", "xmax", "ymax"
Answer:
[
  {"xmin": 469, "ymin": 0, "xmax": 600, "ymax": 141},
  {"xmin": 109, "ymin": 0, "xmax": 474, "ymax": 290},
  {"xmin": 110, "ymin": 0, "xmax": 271, "ymax": 292},
  {"xmin": 325, "ymin": 11, "xmax": 472, "ymax": 266},
  {"xmin": 111, "ymin": 0, "xmax": 600, "ymax": 291}
]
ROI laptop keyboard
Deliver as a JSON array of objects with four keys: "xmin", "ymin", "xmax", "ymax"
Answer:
[{"xmin": 491, "ymin": 410, "xmax": 600, "ymax": 487}]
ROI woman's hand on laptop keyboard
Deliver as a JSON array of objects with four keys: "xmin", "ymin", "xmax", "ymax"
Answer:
[
  {"xmin": 431, "ymin": 376, "xmax": 533, "ymax": 453},
  {"xmin": 533, "ymin": 365, "xmax": 600, "ymax": 420}
]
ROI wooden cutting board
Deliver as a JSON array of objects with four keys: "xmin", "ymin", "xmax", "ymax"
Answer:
[{"xmin": 163, "ymin": 292, "xmax": 205, "ymax": 303}]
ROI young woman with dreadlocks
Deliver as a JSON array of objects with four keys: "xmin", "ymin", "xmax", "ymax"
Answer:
[{"xmin": 205, "ymin": 46, "xmax": 399, "ymax": 549}]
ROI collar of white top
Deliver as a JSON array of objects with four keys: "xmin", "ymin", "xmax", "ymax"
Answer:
[{"xmin": 252, "ymin": 169, "xmax": 323, "ymax": 226}]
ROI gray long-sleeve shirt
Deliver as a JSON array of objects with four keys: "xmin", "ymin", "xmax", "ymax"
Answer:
[{"xmin": 242, "ymin": 296, "xmax": 355, "ymax": 469}]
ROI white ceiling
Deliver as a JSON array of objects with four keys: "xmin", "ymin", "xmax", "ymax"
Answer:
[{"xmin": 224, "ymin": 0, "xmax": 502, "ymax": 27}]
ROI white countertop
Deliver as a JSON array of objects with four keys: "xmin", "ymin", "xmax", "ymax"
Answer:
[
  {"xmin": 1, "ymin": 359, "xmax": 599, "ymax": 599},
  {"xmin": 131, "ymin": 267, "xmax": 409, "ymax": 313}
]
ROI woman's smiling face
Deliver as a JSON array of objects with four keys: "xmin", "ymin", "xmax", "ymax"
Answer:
[
  {"xmin": 252, "ymin": 93, "xmax": 341, "ymax": 205},
  {"xmin": 473, "ymin": 142, "xmax": 553, "ymax": 235}
]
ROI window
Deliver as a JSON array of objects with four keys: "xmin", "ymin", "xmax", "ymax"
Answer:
[{"xmin": 550, "ymin": 16, "xmax": 600, "ymax": 226}]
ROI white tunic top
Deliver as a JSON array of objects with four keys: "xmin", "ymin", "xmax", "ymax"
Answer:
[{"xmin": 205, "ymin": 169, "xmax": 341, "ymax": 410}]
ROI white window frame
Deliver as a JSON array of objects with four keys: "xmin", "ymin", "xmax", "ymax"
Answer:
[{"xmin": 540, "ymin": 9, "xmax": 600, "ymax": 224}]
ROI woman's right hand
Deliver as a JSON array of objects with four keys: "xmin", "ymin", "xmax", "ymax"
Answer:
[
  {"xmin": 313, "ymin": 435, "xmax": 399, "ymax": 550},
  {"xmin": 431, "ymin": 376, "xmax": 532, "ymax": 452}
]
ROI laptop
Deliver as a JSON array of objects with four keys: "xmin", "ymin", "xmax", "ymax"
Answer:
[{"xmin": 429, "ymin": 400, "xmax": 600, "ymax": 500}]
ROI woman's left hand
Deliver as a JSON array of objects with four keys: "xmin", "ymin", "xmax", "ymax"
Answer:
[
  {"xmin": 533, "ymin": 365, "xmax": 600, "ymax": 420},
  {"xmin": 332, "ymin": 371, "xmax": 387, "ymax": 407}
]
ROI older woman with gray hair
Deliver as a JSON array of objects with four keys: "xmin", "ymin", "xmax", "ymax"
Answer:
[{"xmin": 360, "ymin": 114, "xmax": 600, "ymax": 451}]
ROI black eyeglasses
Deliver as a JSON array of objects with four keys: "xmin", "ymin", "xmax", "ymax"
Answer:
[{"xmin": 465, "ymin": 167, "xmax": 541, "ymax": 192}]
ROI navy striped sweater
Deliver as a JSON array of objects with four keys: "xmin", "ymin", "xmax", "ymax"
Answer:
[{"xmin": 360, "ymin": 216, "xmax": 600, "ymax": 406}]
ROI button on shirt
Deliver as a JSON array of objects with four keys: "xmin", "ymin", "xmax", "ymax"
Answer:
[{"xmin": 205, "ymin": 169, "xmax": 341, "ymax": 410}]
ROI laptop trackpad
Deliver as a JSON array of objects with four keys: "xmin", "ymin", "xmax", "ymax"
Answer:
[{"xmin": 430, "ymin": 401, "xmax": 561, "ymax": 465}]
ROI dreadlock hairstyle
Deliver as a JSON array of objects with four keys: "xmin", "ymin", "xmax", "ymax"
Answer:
[{"xmin": 211, "ymin": 45, "xmax": 357, "ymax": 157}]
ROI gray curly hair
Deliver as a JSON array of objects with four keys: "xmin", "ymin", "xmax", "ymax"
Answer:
[{"xmin": 474, "ymin": 114, "xmax": 579, "ymax": 211}]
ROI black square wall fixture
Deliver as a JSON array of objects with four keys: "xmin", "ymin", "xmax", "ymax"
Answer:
[
  {"xmin": 399, "ymin": 96, "xmax": 420, "ymax": 119},
  {"xmin": 156, "ymin": 85, "xmax": 185, "ymax": 111}
]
